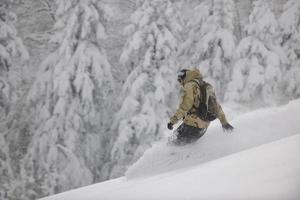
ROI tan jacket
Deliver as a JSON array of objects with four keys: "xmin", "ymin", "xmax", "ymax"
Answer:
[{"xmin": 170, "ymin": 69, "xmax": 228, "ymax": 128}]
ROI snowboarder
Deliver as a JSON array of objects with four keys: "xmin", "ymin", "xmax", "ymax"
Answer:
[{"xmin": 167, "ymin": 68, "xmax": 234, "ymax": 145}]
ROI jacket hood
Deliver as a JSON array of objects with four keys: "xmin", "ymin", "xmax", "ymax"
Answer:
[{"xmin": 183, "ymin": 69, "xmax": 203, "ymax": 85}]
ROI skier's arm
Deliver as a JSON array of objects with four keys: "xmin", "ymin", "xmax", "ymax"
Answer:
[
  {"xmin": 215, "ymin": 101, "xmax": 234, "ymax": 132},
  {"xmin": 169, "ymin": 82, "xmax": 194, "ymax": 125},
  {"xmin": 216, "ymin": 103, "xmax": 228, "ymax": 125}
]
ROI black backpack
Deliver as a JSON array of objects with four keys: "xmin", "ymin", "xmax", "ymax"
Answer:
[{"xmin": 192, "ymin": 80, "xmax": 217, "ymax": 122}]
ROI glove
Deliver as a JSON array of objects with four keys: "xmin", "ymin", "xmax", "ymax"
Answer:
[
  {"xmin": 222, "ymin": 123, "xmax": 234, "ymax": 133},
  {"xmin": 167, "ymin": 122, "xmax": 173, "ymax": 130}
]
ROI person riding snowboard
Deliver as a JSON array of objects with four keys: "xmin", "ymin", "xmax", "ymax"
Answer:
[{"xmin": 167, "ymin": 68, "xmax": 234, "ymax": 145}]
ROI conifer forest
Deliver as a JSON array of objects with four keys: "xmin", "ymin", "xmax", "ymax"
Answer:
[{"xmin": 0, "ymin": 0, "xmax": 299, "ymax": 199}]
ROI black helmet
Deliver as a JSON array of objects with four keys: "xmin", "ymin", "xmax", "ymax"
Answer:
[{"xmin": 177, "ymin": 69, "xmax": 188, "ymax": 83}]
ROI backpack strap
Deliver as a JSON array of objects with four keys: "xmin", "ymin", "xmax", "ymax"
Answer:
[
  {"xmin": 189, "ymin": 80, "xmax": 218, "ymax": 122},
  {"xmin": 190, "ymin": 79, "xmax": 209, "ymax": 108}
]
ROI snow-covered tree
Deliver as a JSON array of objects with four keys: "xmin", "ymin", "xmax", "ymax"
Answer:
[
  {"xmin": 279, "ymin": 0, "xmax": 300, "ymax": 99},
  {"xmin": 120, "ymin": 0, "xmax": 182, "ymax": 75},
  {"xmin": 109, "ymin": 0, "xmax": 183, "ymax": 178},
  {"xmin": 179, "ymin": 0, "xmax": 237, "ymax": 100},
  {"xmin": 225, "ymin": 0, "xmax": 288, "ymax": 105},
  {"xmin": 13, "ymin": 0, "xmax": 114, "ymax": 198},
  {"xmin": 0, "ymin": 2, "xmax": 29, "ymax": 119},
  {"xmin": 178, "ymin": 0, "xmax": 210, "ymax": 68},
  {"xmin": 0, "ymin": 132, "xmax": 12, "ymax": 200},
  {"xmin": 279, "ymin": 0, "xmax": 300, "ymax": 59},
  {"xmin": 0, "ymin": 2, "xmax": 29, "ymax": 200}
]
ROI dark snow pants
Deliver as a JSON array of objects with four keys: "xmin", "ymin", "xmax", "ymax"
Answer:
[{"xmin": 171, "ymin": 123, "xmax": 207, "ymax": 145}]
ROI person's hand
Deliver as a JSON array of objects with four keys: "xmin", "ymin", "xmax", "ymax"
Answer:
[
  {"xmin": 167, "ymin": 122, "xmax": 173, "ymax": 130},
  {"xmin": 222, "ymin": 123, "xmax": 234, "ymax": 133}
]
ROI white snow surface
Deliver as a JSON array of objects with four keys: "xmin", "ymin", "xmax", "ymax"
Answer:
[
  {"xmin": 41, "ymin": 99, "xmax": 300, "ymax": 200},
  {"xmin": 127, "ymin": 99, "xmax": 300, "ymax": 177},
  {"xmin": 41, "ymin": 134, "xmax": 300, "ymax": 200}
]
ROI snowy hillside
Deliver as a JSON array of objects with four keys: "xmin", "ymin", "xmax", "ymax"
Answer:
[
  {"xmin": 127, "ymin": 99, "xmax": 300, "ymax": 177},
  {"xmin": 41, "ymin": 99, "xmax": 300, "ymax": 200},
  {"xmin": 41, "ymin": 134, "xmax": 300, "ymax": 200}
]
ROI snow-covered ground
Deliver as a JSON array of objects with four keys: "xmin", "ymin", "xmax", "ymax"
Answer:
[
  {"xmin": 41, "ymin": 134, "xmax": 300, "ymax": 200},
  {"xmin": 41, "ymin": 100, "xmax": 300, "ymax": 200},
  {"xmin": 127, "ymin": 99, "xmax": 300, "ymax": 178}
]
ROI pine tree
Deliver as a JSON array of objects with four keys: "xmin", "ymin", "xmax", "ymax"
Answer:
[
  {"xmin": 178, "ymin": 0, "xmax": 210, "ymax": 68},
  {"xmin": 109, "ymin": 0, "xmax": 183, "ymax": 178},
  {"xmin": 14, "ymin": 0, "xmax": 114, "ymax": 198},
  {"xmin": 0, "ymin": 2, "xmax": 29, "ymax": 200},
  {"xmin": 0, "ymin": 2, "xmax": 29, "ymax": 119},
  {"xmin": 225, "ymin": 0, "xmax": 288, "ymax": 105},
  {"xmin": 279, "ymin": 0, "xmax": 300, "ymax": 99},
  {"xmin": 179, "ymin": 0, "xmax": 237, "ymax": 100},
  {"xmin": 0, "ymin": 132, "xmax": 12, "ymax": 200}
]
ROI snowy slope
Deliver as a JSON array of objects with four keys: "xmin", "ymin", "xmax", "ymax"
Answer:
[
  {"xmin": 40, "ymin": 100, "xmax": 300, "ymax": 200},
  {"xmin": 41, "ymin": 133, "xmax": 300, "ymax": 200},
  {"xmin": 127, "ymin": 99, "xmax": 300, "ymax": 178}
]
